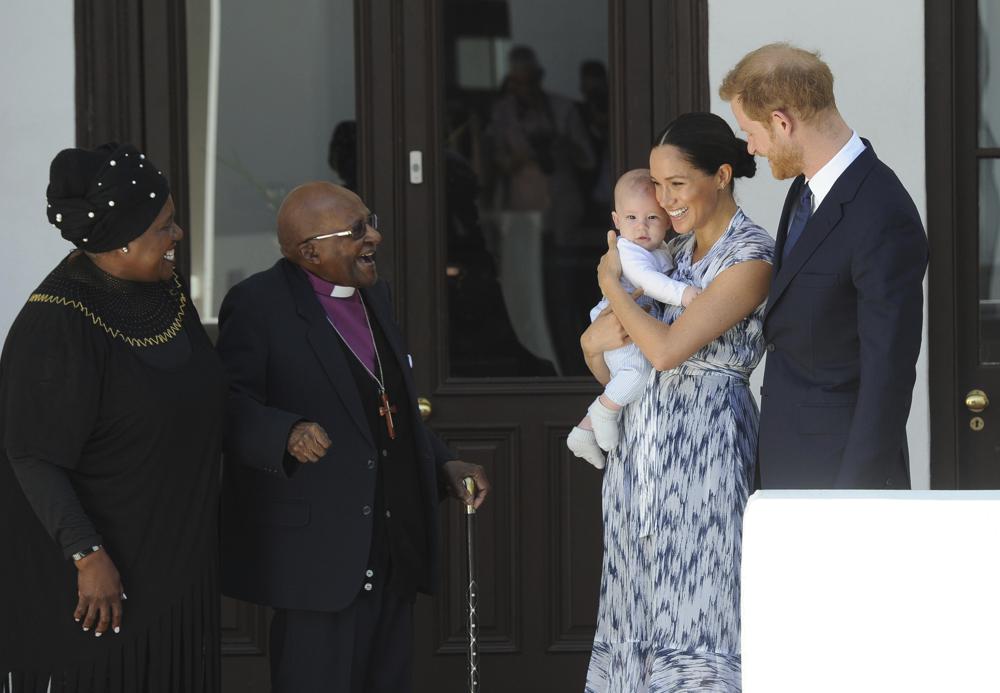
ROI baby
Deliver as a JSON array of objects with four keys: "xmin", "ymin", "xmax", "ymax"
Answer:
[{"xmin": 567, "ymin": 169, "xmax": 700, "ymax": 469}]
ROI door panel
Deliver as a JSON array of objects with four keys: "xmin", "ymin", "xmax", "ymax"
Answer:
[
  {"xmin": 382, "ymin": 2, "xmax": 708, "ymax": 689},
  {"xmin": 219, "ymin": 600, "xmax": 271, "ymax": 690},
  {"xmin": 404, "ymin": 0, "xmax": 612, "ymax": 683},
  {"xmin": 954, "ymin": 0, "xmax": 1000, "ymax": 487}
]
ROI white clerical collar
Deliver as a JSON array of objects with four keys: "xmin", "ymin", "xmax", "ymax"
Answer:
[
  {"xmin": 330, "ymin": 285, "xmax": 356, "ymax": 298},
  {"xmin": 807, "ymin": 131, "xmax": 866, "ymax": 211}
]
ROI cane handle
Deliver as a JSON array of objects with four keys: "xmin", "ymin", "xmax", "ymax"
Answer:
[{"xmin": 463, "ymin": 476, "xmax": 476, "ymax": 515}]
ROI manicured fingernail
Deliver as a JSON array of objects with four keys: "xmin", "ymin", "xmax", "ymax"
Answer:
[
  {"xmin": 82, "ymin": 627, "xmax": 89, "ymax": 632},
  {"xmin": 121, "ymin": 592, "xmax": 128, "ymax": 600},
  {"xmin": 95, "ymin": 631, "xmax": 103, "ymax": 638},
  {"xmin": 114, "ymin": 626, "xmax": 120, "ymax": 634},
  {"xmin": 74, "ymin": 617, "xmax": 80, "ymax": 622}
]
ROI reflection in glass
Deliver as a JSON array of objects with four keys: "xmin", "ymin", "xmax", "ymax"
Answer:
[
  {"xmin": 980, "ymin": 159, "xmax": 1000, "ymax": 363},
  {"xmin": 443, "ymin": 0, "xmax": 610, "ymax": 377},
  {"xmin": 187, "ymin": 0, "xmax": 356, "ymax": 320},
  {"xmin": 980, "ymin": 0, "xmax": 1000, "ymax": 148}
]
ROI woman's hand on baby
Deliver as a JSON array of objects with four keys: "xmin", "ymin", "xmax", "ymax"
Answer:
[
  {"xmin": 681, "ymin": 285, "xmax": 702, "ymax": 307},
  {"xmin": 597, "ymin": 230, "xmax": 623, "ymax": 293}
]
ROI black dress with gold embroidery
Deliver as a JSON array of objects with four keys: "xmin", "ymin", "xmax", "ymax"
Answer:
[{"xmin": 0, "ymin": 252, "xmax": 225, "ymax": 692}]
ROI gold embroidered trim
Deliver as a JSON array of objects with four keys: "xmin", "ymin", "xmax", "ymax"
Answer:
[{"xmin": 28, "ymin": 275, "xmax": 187, "ymax": 348}]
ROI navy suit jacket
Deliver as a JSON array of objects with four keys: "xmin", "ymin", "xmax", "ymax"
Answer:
[
  {"xmin": 216, "ymin": 259, "xmax": 453, "ymax": 612},
  {"xmin": 757, "ymin": 141, "xmax": 928, "ymax": 489}
]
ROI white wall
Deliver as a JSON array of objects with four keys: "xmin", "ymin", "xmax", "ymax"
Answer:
[
  {"xmin": 708, "ymin": 1, "xmax": 929, "ymax": 487},
  {"xmin": 0, "ymin": 1, "xmax": 76, "ymax": 340}
]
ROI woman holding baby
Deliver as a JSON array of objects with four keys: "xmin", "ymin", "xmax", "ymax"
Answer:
[{"xmin": 581, "ymin": 112, "xmax": 773, "ymax": 692}]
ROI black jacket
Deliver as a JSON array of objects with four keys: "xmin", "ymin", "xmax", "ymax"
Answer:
[
  {"xmin": 758, "ymin": 142, "xmax": 928, "ymax": 489},
  {"xmin": 216, "ymin": 259, "xmax": 452, "ymax": 611}
]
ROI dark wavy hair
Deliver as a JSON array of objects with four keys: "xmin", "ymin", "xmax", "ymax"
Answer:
[{"xmin": 654, "ymin": 112, "xmax": 757, "ymax": 186}]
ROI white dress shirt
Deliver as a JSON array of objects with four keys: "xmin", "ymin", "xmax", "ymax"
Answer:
[{"xmin": 807, "ymin": 130, "xmax": 866, "ymax": 212}]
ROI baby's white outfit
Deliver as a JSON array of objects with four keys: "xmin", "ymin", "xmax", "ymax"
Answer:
[{"xmin": 568, "ymin": 238, "xmax": 692, "ymax": 468}]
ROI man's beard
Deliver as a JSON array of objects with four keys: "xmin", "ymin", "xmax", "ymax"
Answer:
[{"xmin": 767, "ymin": 139, "xmax": 805, "ymax": 180}]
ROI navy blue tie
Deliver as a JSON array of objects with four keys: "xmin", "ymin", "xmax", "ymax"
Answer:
[{"xmin": 782, "ymin": 182, "xmax": 813, "ymax": 260}]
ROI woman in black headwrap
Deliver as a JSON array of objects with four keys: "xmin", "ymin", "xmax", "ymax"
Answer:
[{"xmin": 0, "ymin": 143, "xmax": 223, "ymax": 692}]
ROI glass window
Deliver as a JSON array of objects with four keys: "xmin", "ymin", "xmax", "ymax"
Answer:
[
  {"xmin": 442, "ymin": 0, "xmax": 610, "ymax": 377},
  {"xmin": 980, "ymin": 159, "xmax": 1000, "ymax": 363},
  {"xmin": 979, "ymin": 1, "xmax": 1000, "ymax": 362},
  {"xmin": 980, "ymin": 0, "xmax": 1000, "ymax": 147},
  {"xmin": 187, "ymin": 0, "xmax": 357, "ymax": 321}
]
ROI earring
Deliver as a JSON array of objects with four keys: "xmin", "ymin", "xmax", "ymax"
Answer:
[{"xmin": 121, "ymin": 246, "xmax": 129, "ymax": 254}]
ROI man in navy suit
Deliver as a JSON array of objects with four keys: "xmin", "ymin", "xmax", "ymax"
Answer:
[
  {"xmin": 216, "ymin": 181, "xmax": 490, "ymax": 692},
  {"xmin": 720, "ymin": 43, "xmax": 928, "ymax": 489}
]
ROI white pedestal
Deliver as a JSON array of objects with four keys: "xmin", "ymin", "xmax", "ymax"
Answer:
[{"xmin": 741, "ymin": 490, "xmax": 1000, "ymax": 693}]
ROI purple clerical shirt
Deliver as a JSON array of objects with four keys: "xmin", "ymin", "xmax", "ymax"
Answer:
[{"xmin": 305, "ymin": 270, "xmax": 377, "ymax": 373}]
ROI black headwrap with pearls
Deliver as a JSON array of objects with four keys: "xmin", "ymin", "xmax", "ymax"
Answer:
[{"xmin": 45, "ymin": 142, "xmax": 171, "ymax": 253}]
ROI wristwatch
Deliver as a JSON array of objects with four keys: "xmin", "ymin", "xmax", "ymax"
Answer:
[{"xmin": 72, "ymin": 544, "xmax": 103, "ymax": 561}]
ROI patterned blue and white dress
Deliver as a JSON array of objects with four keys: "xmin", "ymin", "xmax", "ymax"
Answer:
[{"xmin": 586, "ymin": 209, "xmax": 774, "ymax": 692}]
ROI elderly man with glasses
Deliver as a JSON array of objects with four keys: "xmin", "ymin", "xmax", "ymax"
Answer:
[{"xmin": 216, "ymin": 181, "xmax": 490, "ymax": 693}]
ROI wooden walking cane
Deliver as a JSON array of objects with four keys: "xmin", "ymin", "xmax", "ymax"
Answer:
[{"xmin": 463, "ymin": 477, "xmax": 480, "ymax": 693}]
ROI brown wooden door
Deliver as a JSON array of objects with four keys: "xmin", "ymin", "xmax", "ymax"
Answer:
[
  {"xmin": 359, "ymin": 1, "xmax": 709, "ymax": 690},
  {"xmin": 955, "ymin": 0, "xmax": 1000, "ymax": 488},
  {"xmin": 930, "ymin": 0, "xmax": 1000, "ymax": 489}
]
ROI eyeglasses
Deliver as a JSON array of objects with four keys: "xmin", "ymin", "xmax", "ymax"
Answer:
[{"xmin": 300, "ymin": 213, "xmax": 378, "ymax": 245}]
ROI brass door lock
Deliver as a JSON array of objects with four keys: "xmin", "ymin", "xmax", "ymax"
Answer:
[{"xmin": 971, "ymin": 416, "xmax": 985, "ymax": 432}]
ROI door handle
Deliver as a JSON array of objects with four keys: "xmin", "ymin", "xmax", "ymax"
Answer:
[
  {"xmin": 418, "ymin": 397, "xmax": 432, "ymax": 421},
  {"xmin": 965, "ymin": 389, "xmax": 990, "ymax": 413}
]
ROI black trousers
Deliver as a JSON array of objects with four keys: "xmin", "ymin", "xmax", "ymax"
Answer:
[{"xmin": 269, "ymin": 586, "xmax": 414, "ymax": 693}]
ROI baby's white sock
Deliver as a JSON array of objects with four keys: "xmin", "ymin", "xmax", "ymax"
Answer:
[
  {"xmin": 588, "ymin": 398, "xmax": 621, "ymax": 451},
  {"xmin": 567, "ymin": 427, "xmax": 606, "ymax": 470}
]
